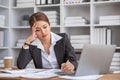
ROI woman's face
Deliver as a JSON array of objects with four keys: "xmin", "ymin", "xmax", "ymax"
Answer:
[{"xmin": 34, "ymin": 21, "xmax": 51, "ymax": 41}]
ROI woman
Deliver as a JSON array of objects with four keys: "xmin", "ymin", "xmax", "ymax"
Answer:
[{"xmin": 17, "ymin": 12, "xmax": 78, "ymax": 73}]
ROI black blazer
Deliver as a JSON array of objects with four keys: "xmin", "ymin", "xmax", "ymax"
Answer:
[{"xmin": 17, "ymin": 33, "xmax": 78, "ymax": 70}]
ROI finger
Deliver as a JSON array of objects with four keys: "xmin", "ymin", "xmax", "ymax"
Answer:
[
  {"xmin": 32, "ymin": 24, "xmax": 37, "ymax": 36},
  {"xmin": 64, "ymin": 65, "xmax": 73, "ymax": 72},
  {"xmin": 62, "ymin": 63, "xmax": 74, "ymax": 73},
  {"xmin": 61, "ymin": 65, "xmax": 71, "ymax": 72},
  {"xmin": 32, "ymin": 23, "xmax": 37, "ymax": 32},
  {"xmin": 61, "ymin": 63, "xmax": 66, "ymax": 71},
  {"xmin": 63, "ymin": 67, "xmax": 74, "ymax": 73}
]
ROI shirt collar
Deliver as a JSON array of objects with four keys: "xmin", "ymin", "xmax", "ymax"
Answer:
[{"xmin": 31, "ymin": 32, "xmax": 62, "ymax": 50}]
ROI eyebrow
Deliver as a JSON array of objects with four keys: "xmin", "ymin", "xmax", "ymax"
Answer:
[{"xmin": 36, "ymin": 24, "xmax": 47, "ymax": 29}]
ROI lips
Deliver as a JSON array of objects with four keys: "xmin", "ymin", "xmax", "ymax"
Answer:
[{"xmin": 42, "ymin": 34, "xmax": 47, "ymax": 37}]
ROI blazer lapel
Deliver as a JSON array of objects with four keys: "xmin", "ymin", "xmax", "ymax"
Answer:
[
  {"xmin": 32, "ymin": 48, "xmax": 43, "ymax": 68},
  {"xmin": 54, "ymin": 41, "xmax": 64, "ymax": 67}
]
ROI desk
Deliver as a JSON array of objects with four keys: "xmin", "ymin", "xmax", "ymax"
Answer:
[
  {"xmin": 0, "ymin": 67, "xmax": 120, "ymax": 80},
  {"xmin": 0, "ymin": 77, "xmax": 66, "ymax": 80},
  {"xmin": 98, "ymin": 73, "xmax": 120, "ymax": 80},
  {"xmin": 0, "ymin": 67, "xmax": 67, "ymax": 80},
  {"xmin": 0, "ymin": 73, "xmax": 120, "ymax": 80}
]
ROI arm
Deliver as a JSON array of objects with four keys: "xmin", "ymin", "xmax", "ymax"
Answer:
[
  {"xmin": 17, "ymin": 24, "xmax": 37, "ymax": 69},
  {"xmin": 17, "ymin": 47, "xmax": 32, "ymax": 69}
]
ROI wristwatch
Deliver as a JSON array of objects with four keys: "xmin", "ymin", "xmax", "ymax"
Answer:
[{"xmin": 24, "ymin": 42, "xmax": 30, "ymax": 46}]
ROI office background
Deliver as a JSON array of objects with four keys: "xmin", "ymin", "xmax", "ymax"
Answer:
[{"xmin": 0, "ymin": 0, "xmax": 120, "ymax": 71}]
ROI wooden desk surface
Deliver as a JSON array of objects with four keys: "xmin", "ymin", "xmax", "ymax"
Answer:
[
  {"xmin": 0, "ymin": 67, "xmax": 120, "ymax": 80},
  {"xmin": 0, "ymin": 77, "xmax": 66, "ymax": 80},
  {"xmin": 0, "ymin": 73, "xmax": 120, "ymax": 80},
  {"xmin": 97, "ymin": 73, "xmax": 120, "ymax": 80}
]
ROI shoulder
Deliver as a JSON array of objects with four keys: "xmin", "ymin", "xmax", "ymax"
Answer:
[
  {"xmin": 56, "ymin": 33, "xmax": 69, "ymax": 43},
  {"xmin": 57, "ymin": 33, "xmax": 68, "ymax": 38}
]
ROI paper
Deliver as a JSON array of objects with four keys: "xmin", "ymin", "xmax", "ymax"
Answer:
[
  {"xmin": 21, "ymin": 73, "xmax": 57, "ymax": 78},
  {"xmin": 1, "ymin": 68, "xmax": 46, "ymax": 74},
  {"xmin": 0, "ymin": 73, "xmax": 21, "ymax": 77},
  {"xmin": 20, "ymin": 69, "xmax": 60, "ymax": 78},
  {"xmin": 59, "ymin": 75, "xmax": 104, "ymax": 80},
  {"xmin": 0, "ymin": 69, "xmax": 104, "ymax": 79},
  {"xmin": 0, "ymin": 69, "xmax": 61, "ymax": 78},
  {"xmin": 113, "ymin": 71, "xmax": 120, "ymax": 73}
]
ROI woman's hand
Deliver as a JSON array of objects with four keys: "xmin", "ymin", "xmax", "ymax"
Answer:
[
  {"xmin": 25, "ymin": 24, "xmax": 37, "ymax": 44},
  {"xmin": 61, "ymin": 60, "xmax": 75, "ymax": 73}
]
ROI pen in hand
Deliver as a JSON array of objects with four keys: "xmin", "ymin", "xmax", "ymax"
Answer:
[{"xmin": 66, "ymin": 59, "xmax": 70, "ymax": 64}]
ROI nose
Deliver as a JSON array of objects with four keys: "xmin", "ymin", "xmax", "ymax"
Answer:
[{"xmin": 41, "ymin": 29, "xmax": 46, "ymax": 34}]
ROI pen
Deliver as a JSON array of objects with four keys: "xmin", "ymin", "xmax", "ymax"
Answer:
[
  {"xmin": 66, "ymin": 56, "xmax": 70, "ymax": 63},
  {"xmin": 66, "ymin": 59, "xmax": 69, "ymax": 63}
]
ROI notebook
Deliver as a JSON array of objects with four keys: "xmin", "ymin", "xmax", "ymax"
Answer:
[{"xmin": 75, "ymin": 44, "xmax": 116, "ymax": 76}]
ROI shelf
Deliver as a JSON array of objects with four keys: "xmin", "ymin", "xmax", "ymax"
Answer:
[
  {"xmin": 94, "ymin": 24, "xmax": 120, "ymax": 27},
  {"xmin": 64, "ymin": 24, "xmax": 90, "ymax": 27},
  {"xmin": 0, "ymin": 26, "xmax": 9, "ymax": 29},
  {"xmin": 116, "ymin": 47, "xmax": 120, "ymax": 49},
  {"xmin": 0, "ymin": 5, "xmax": 8, "ymax": 9},
  {"xmin": 64, "ymin": 2, "xmax": 90, "ymax": 6},
  {"xmin": 36, "ymin": 4, "xmax": 60, "ymax": 7},
  {"xmin": 12, "ymin": 47, "xmax": 21, "ymax": 49},
  {"xmin": 51, "ymin": 25, "xmax": 60, "ymax": 27},
  {"xmin": 12, "ymin": 6, "xmax": 34, "ymax": 9},
  {"xmin": 11, "ymin": 26, "xmax": 30, "ymax": 29},
  {"xmin": 11, "ymin": 26, "xmax": 60, "ymax": 28},
  {"xmin": 94, "ymin": 0, "xmax": 120, "ymax": 3},
  {"xmin": 93, "ymin": 1, "xmax": 120, "ymax": 6},
  {"xmin": 0, "ymin": 47, "xmax": 9, "ymax": 49}
]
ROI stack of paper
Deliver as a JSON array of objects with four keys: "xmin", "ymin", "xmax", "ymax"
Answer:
[
  {"xmin": 110, "ymin": 52, "xmax": 120, "ymax": 71},
  {"xmin": 64, "ymin": 16, "xmax": 88, "ymax": 26},
  {"xmin": 44, "ymin": 11, "xmax": 59, "ymax": 26},
  {"xmin": 16, "ymin": 39, "xmax": 26, "ymax": 47},
  {"xmin": 0, "ymin": 15, "xmax": 5, "ymax": 26},
  {"xmin": 64, "ymin": 0, "xmax": 89, "ymax": 4},
  {"xmin": 99, "ymin": 15, "xmax": 120, "ymax": 25},
  {"xmin": 70, "ymin": 35, "xmax": 90, "ymax": 49},
  {"xmin": 0, "ymin": 31, "xmax": 4, "ymax": 47},
  {"xmin": 16, "ymin": 0, "xmax": 34, "ymax": 7}
]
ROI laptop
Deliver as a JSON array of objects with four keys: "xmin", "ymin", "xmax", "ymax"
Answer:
[{"xmin": 75, "ymin": 44, "xmax": 116, "ymax": 76}]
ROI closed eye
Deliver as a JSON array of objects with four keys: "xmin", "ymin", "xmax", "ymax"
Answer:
[
  {"xmin": 36, "ymin": 29, "xmax": 40, "ymax": 32},
  {"xmin": 43, "ymin": 24, "xmax": 47, "ymax": 29}
]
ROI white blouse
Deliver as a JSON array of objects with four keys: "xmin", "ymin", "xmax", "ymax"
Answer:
[{"xmin": 31, "ymin": 32, "xmax": 62, "ymax": 69}]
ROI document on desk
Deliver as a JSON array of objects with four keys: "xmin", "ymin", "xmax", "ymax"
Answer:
[
  {"xmin": 1, "ymin": 68, "xmax": 46, "ymax": 74},
  {"xmin": 0, "ymin": 68, "xmax": 61, "ymax": 78},
  {"xmin": 113, "ymin": 71, "xmax": 120, "ymax": 73},
  {"xmin": 21, "ymin": 69, "xmax": 61, "ymax": 78},
  {"xmin": 59, "ymin": 75, "xmax": 104, "ymax": 80}
]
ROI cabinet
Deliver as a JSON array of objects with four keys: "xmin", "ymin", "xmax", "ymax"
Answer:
[{"xmin": 0, "ymin": 0, "xmax": 120, "ymax": 69}]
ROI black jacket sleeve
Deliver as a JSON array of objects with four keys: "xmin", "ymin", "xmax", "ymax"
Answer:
[
  {"xmin": 17, "ymin": 47, "xmax": 32, "ymax": 69},
  {"xmin": 58, "ymin": 33, "xmax": 78, "ymax": 70}
]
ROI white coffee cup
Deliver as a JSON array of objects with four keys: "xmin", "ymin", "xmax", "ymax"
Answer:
[{"xmin": 4, "ymin": 57, "xmax": 13, "ymax": 69}]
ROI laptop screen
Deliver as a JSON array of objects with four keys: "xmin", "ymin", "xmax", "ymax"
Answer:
[{"xmin": 75, "ymin": 44, "xmax": 116, "ymax": 76}]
